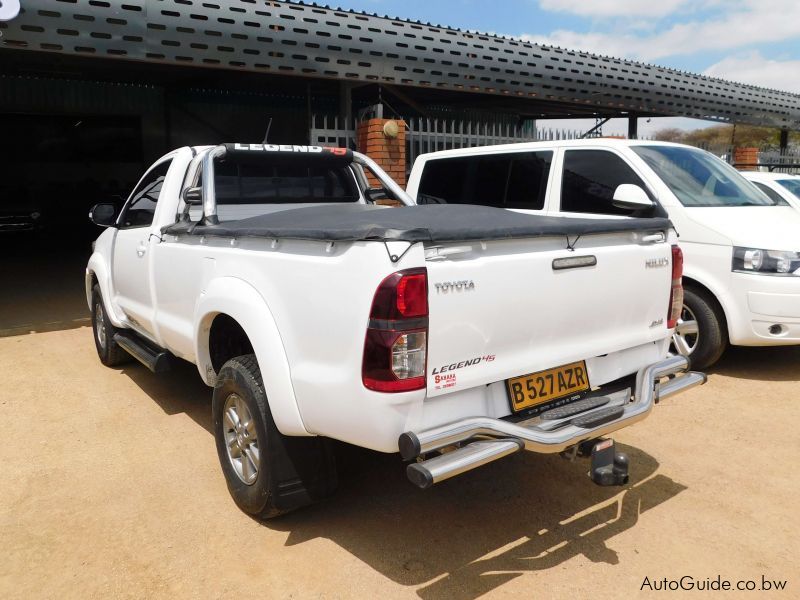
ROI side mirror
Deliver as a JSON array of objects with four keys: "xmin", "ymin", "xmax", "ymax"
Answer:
[
  {"xmin": 365, "ymin": 187, "xmax": 388, "ymax": 202},
  {"xmin": 183, "ymin": 186, "xmax": 203, "ymax": 205},
  {"xmin": 89, "ymin": 203, "xmax": 117, "ymax": 227},
  {"xmin": 612, "ymin": 184, "xmax": 654, "ymax": 211}
]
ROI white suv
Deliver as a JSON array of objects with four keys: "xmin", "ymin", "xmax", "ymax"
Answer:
[
  {"xmin": 741, "ymin": 171, "xmax": 800, "ymax": 210},
  {"xmin": 407, "ymin": 140, "xmax": 800, "ymax": 368}
]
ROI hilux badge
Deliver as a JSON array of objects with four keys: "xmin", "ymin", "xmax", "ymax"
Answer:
[{"xmin": 645, "ymin": 258, "xmax": 670, "ymax": 268}]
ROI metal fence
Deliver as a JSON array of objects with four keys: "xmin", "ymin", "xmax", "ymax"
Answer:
[
  {"xmin": 309, "ymin": 114, "xmax": 358, "ymax": 149},
  {"xmin": 406, "ymin": 118, "xmax": 584, "ymax": 165},
  {"xmin": 689, "ymin": 141, "xmax": 800, "ymax": 173},
  {"xmin": 753, "ymin": 149, "xmax": 800, "ymax": 173},
  {"xmin": 310, "ymin": 113, "xmax": 584, "ymax": 167}
]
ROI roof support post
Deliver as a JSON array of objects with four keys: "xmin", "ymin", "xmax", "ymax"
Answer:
[
  {"xmin": 339, "ymin": 81, "xmax": 353, "ymax": 129},
  {"xmin": 628, "ymin": 115, "xmax": 638, "ymax": 140}
]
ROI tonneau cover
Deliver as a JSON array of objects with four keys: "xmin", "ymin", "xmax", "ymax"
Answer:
[{"xmin": 162, "ymin": 204, "xmax": 672, "ymax": 243}]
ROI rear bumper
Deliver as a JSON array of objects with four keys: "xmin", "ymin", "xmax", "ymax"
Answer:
[{"xmin": 400, "ymin": 355, "xmax": 705, "ymax": 488}]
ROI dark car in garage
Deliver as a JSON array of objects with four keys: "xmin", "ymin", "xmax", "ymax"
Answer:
[{"xmin": 0, "ymin": 186, "xmax": 43, "ymax": 234}]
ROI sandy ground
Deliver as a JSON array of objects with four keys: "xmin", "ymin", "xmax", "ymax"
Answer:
[{"xmin": 1, "ymin": 316, "xmax": 798, "ymax": 598}]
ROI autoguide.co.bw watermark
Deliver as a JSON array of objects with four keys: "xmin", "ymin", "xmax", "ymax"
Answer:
[{"xmin": 641, "ymin": 575, "xmax": 787, "ymax": 592}]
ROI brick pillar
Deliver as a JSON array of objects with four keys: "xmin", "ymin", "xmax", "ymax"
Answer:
[
  {"xmin": 356, "ymin": 118, "xmax": 406, "ymax": 187},
  {"xmin": 734, "ymin": 146, "xmax": 759, "ymax": 171}
]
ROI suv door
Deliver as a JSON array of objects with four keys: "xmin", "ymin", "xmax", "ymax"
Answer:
[
  {"xmin": 111, "ymin": 158, "xmax": 172, "ymax": 337},
  {"xmin": 556, "ymin": 149, "xmax": 659, "ymax": 217}
]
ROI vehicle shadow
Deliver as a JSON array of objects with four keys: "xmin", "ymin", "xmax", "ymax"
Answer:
[
  {"xmin": 709, "ymin": 345, "xmax": 800, "ymax": 382},
  {"xmin": 121, "ymin": 358, "xmax": 214, "ymax": 434},
  {"xmin": 271, "ymin": 443, "xmax": 685, "ymax": 599},
  {"xmin": 118, "ymin": 357, "xmax": 686, "ymax": 599}
]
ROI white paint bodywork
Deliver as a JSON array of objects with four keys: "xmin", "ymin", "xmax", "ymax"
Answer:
[
  {"xmin": 408, "ymin": 139, "xmax": 800, "ymax": 347},
  {"xmin": 87, "ymin": 145, "xmax": 676, "ymax": 452}
]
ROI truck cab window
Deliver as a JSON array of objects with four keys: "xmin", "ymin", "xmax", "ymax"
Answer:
[
  {"xmin": 188, "ymin": 159, "xmax": 360, "ymax": 222},
  {"xmin": 214, "ymin": 160, "xmax": 357, "ymax": 204},
  {"xmin": 418, "ymin": 151, "xmax": 552, "ymax": 209},
  {"xmin": 119, "ymin": 160, "xmax": 172, "ymax": 228},
  {"xmin": 561, "ymin": 150, "xmax": 650, "ymax": 215}
]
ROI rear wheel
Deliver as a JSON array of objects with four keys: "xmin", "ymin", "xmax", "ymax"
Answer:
[
  {"xmin": 672, "ymin": 287, "xmax": 727, "ymax": 370},
  {"xmin": 212, "ymin": 354, "xmax": 337, "ymax": 519},
  {"xmin": 91, "ymin": 285, "xmax": 130, "ymax": 367}
]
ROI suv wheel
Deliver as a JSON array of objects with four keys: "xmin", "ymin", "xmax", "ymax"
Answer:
[{"xmin": 672, "ymin": 287, "xmax": 727, "ymax": 369}]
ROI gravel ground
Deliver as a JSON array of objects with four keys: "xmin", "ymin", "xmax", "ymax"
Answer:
[{"xmin": 1, "ymin": 323, "xmax": 798, "ymax": 599}]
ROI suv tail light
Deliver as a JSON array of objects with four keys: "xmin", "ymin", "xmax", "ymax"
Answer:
[
  {"xmin": 363, "ymin": 268, "xmax": 428, "ymax": 392},
  {"xmin": 667, "ymin": 245, "xmax": 684, "ymax": 329}
]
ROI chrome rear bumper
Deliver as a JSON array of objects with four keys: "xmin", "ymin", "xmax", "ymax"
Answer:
[{"xmin": 400, "ymin": 355, "xmax": 706, "ymax": 488}]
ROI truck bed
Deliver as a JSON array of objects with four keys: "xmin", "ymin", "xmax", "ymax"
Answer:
[{"xmin": 162, "ymin": 204, "xmax": 672, "ymax": 242}]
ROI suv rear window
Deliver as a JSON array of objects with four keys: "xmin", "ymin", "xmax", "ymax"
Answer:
[{"xmin": 417, "ymin": 151, "xmax": 552, "ymax": 209}]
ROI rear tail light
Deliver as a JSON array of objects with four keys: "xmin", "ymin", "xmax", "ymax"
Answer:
[
  {"xmin": 667, "ymin": 245, "xmax": 684, "ymax": 329},
  {"xmin": 363, "ymin": 268, "xmax": 428, "ymax": 392}
]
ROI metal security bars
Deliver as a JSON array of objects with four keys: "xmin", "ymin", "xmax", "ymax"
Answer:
[
  {"xmin": 405, "ymin": 118, "xmax": 584, "ymax": 165},
  {"xmin": 309, "ymin": 114, "xmax": 356, "ymax": 149},
  {"xmin": 310, "ymin": 113, "xmax": 585, "ymax": 173},
  {"xmin": 406, "ymin": 118, "xmax": 535, "ymax": 164},
  {"xmin": 7, "ymin": 1, "xmax": 796, "ymax": 129}
]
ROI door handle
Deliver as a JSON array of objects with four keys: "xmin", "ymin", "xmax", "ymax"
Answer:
[{"xmin": 136, "ymin": 243, "xmax": 147, "ymax": 257}]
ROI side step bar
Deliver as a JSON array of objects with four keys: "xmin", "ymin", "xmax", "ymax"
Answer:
[
  {"xmin": 113, "ymin": 332, "xmax": 172, "ymax": 373},
  {"xmin": 401, "ymin": 355, "xmax": 706, "ymax": 488}
]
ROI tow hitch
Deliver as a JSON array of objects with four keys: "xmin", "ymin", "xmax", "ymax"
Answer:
[{"xmin": 587, "ymin": 438, "xmax": 629, "ymax": 486}]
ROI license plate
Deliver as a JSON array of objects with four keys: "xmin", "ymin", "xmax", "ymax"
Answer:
[{"xmin": 506, "ymin": 360, "xmax": 590, "ymax": 413}]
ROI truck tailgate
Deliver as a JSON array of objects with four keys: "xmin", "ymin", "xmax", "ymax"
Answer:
[{"xmin": 425, "ymin": 232, "xmax": 672, "ymax": 396}]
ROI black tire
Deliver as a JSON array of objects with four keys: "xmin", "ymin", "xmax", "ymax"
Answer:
[
  {"xmin": 212, "ymin": 354, "xmax": 337, "ymax": 519},
  {"xmin": 682, "ymin": 287, "xmax": 728, "ymax": 370},
  {"xmin": 91, "ymin": 284, "xmax": 130, "ymax": 367}
]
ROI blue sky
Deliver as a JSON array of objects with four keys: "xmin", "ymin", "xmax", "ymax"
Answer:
[{"xmin": 333, "ymin": 0, "xmax": 800, "ymax": 135}]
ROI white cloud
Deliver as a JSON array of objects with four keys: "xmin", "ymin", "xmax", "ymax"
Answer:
[
  {"xmin": 524, "ymin": 0, "xmax": 800, "ymax": 63},
  {"xmin": 703, "ymin": 52, "xmax": 800, "ymax": 93},
  {"xmin": 538, "ymin": 0, "xmax": 691, "ymax": 19}
]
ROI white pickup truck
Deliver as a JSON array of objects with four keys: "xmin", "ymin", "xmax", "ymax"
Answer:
[{"xmin": 86, "ymin": 143, "xmax": 704, "ymax": 518}]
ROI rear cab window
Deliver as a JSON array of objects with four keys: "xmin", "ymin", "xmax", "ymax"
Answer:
[
  {"xmin": 417, "ymin": 151, "xmax": 553, "ymax": 210},
  {"xmin": 559, "ymin": 149, "xmax": 657, "ymax": 216},
  {"xmin": 188, "ymin": 157, "xmax": 361, "ymax": 222}
]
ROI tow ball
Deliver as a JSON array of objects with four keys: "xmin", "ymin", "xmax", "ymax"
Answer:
[{"xmin": 584, "ymin": 438, "xmax": 629, "ymax": 486}]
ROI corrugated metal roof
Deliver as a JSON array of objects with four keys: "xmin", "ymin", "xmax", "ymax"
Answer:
[{"xmin": 0, "ymin": 0, "xmax": 798, "ymax": 128}]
